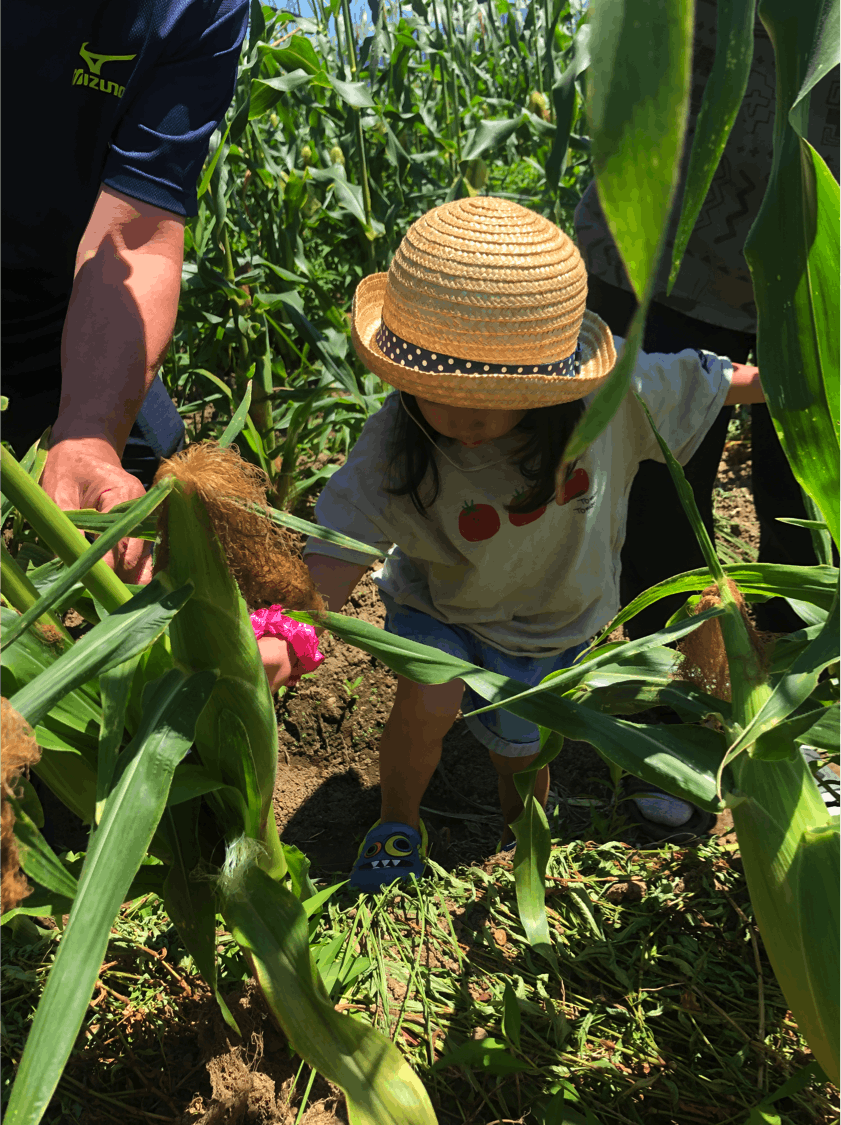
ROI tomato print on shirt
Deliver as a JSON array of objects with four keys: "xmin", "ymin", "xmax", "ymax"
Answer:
[
  {"xmin": 458, "ymin": 500, "xmax": 501, "ymax": 542},
  {"xmin": 558, "ymin": 467, "xmax": 590, "ymax": 506},
  {"xmin": 508, "ymin": 488, "xmax": 546, "ymax": 527}
]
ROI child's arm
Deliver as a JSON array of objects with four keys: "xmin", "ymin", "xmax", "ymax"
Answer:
[
  {"xmin": 259, "ymin": 554, "xmax": 369, "ymax": 692},
  {"xmin": 725, "ymin": 362, "xmax": 765, "ymax": 405}
]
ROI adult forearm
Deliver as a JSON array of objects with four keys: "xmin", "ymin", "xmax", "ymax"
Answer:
[
  {"xmin": 53, "ymin": 244, "xmax": 181, "ymax": 453},
  {"xmin": 51, "ymin": 186, "xmax": 185, "ymax": 455}
]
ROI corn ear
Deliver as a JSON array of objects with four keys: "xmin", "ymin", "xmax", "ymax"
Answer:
[{"xmin": 158, "ymin": 482, "xmax": 286, "ymax": 878}]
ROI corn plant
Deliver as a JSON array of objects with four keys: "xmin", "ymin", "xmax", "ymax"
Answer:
[
  {"xmin": 281, "ymin": 0, "xmax": 839, "ymax": 1089},
  {"xmin": 0, "ymin": 442, "xmax": 435, "ymax": 1125}
]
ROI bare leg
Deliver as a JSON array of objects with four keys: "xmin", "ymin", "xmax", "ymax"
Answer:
[
  {"xmin": 489, "ymin": 750, "xmax": 549, "ymax": 847},
  {"xmin": 378, "ymin": 675, "xmax": 464, "ymax": 829}
]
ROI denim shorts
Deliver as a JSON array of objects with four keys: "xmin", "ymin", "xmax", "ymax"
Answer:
[{"xmin": 380, "ymin": 592, "xmax": 588, "ymax": 758}]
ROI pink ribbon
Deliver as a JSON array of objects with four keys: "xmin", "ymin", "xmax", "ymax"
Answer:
[{"xmin": 249, "ymin": 605, "xmax": 324, "ymax": 687}]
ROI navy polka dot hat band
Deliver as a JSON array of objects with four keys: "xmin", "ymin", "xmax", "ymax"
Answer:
[
  {"xmin": 375, "ymin": 322, "xmax": 583, "ymax": 379},
  {"xmin": 351, "ymin": 197, "xmax": 617, "ymax": 409}
]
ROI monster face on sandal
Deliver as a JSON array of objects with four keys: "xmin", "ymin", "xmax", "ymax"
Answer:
[{"xmin": 349, "ymin": 820, "xmax": 428, "ymax": 892}]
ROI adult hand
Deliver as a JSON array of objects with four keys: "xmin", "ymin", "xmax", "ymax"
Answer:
[{"xmin": 41, "ymin": 436, "xmax": 153, "ymax": 584}]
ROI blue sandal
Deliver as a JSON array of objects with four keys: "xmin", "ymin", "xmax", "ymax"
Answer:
[{"xmin": 349, "ymin": 820, "xmax": 428, "ymax": 892}]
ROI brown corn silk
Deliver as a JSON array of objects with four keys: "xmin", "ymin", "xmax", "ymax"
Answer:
[
  {"xmin": 1, "ymin": 698, "xmax": 40, "ymax": 913},
  {"xmin": 674, "ymin": 579, "xmax": 768, "ymax": 702},
  {"xmin": 153, "ymin": 442, "xmax": 324, "ymax": 614}
]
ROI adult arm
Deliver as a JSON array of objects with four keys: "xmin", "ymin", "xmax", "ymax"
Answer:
[
  {"xmin": 40, "ymin": 186, "xmax": 185, "ymax": 583},
  {"xmin": 725, "ymin": 362, "xmax": 764, "ymax": 405},
  {"xmin": 260, "ymin": 555, "xmax": 369, "ymax": 692}
]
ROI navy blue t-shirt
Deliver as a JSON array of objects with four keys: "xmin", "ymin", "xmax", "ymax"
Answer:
[{"xmin": 2, "ymin": 0, "xmax": 248, "ymax": 344}]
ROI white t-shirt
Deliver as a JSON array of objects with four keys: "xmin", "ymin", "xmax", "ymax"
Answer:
[{"xmin": 304, "ymin": 343, "xmax": 731, "ymax": 657}]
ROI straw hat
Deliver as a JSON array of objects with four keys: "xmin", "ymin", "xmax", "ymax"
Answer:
[{"xmin": 352, "ymin": 196, "xmax": 616, "ymax": 409}]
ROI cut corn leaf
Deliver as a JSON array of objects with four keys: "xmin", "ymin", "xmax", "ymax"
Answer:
[
  {"xmin": 5, "ymin": 667, "xmax": 216, "ymax": 1125},
  {"xmin": 220, "ymin": 862, "xmax": 438, "ymax": 1125},
  {"xmin": 9, "ymin": 578, "xmax": 194, "ymax": 729},
  {"xmin": 667, "ymin": 0, "xmax": 756, "ymax": 290},
  {"xmin": 10, "ymin": 798, "xmax": 79, "ymax": 902}
]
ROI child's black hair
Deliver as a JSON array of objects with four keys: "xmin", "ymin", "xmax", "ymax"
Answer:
[{"xmin": 385, "ymin": 393, "xmax": 586, "ymax": 517}]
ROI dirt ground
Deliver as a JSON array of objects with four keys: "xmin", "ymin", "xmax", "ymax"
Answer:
[{"xmin": 271, "ymin": 438, "xmax": 760, "ymax": 879}]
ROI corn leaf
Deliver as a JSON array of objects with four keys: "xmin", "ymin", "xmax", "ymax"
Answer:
[
  {"xmin": 96, "ymin": 655, "xmax": 142, "ymax": 823},
  {"xmin": 220, "ymin": 861, "xmax": 438, "ymax": 1125},
  {"xmin": 667, "ymin": 0, "xmax": 756, "ymax": 289},
  {"xmin": 268, "ymin": 506, "xmax": 383, "ymax": 558},
  {"xmin": 167, "ymin": 762, "xmax": 228, "ymax": 805},
  {"xmin": 0, "ymin": 445, "xmax": 132, "ymax": 614},
  {"xmin": 9, "ymin": 799, "xmax": 79, "ymax": 902},
  {"xmin": 0, "ymin": 543, "xmax": 74, "ymax": 645},
  {"xmin": 10, "ymin": 578, "xmax": 194, "ymax": 729},
  {"xmin": 161, "ymin": 804, "xmax": 241, "ymax": 1035},
  {"xmin": 219, "ymin": 379, "xmax": 253, "ymax": 447},
  {"xmin": 295, "ymin": 610, "xmax": 733, "ymax": 810},
  {"xmin": 598, "ymin": 564, "xmax": 838, "ymax": 643},
  {"xmin": 743, "ymin": 0, "xmax": 841, "ymax": 546},
  {"xmin": 588, "ymin": 0, "xmax": 693, "ymax": 299},
  {"xmin": 5, "ymin": 667, "xmax": 216, "ymax": 1125},
  {"xmin": 731, "ymin": 750, "xmax": 837, "ymax": 1087},
  {"xmin": 510, "ymin": 784, "xmax": 557, "ymax": 966},
  {"xmin": 63, "ymin": 504, "xmax": 159, "ymax": 541},
  {"xmin": 724, "ymin": 584, "xmax": 839, "ymax": 764},
  {"xmin": 462, "ymin": 604, "xmax": 726, "ymax": 718},
  {"xmin": 1, "ymin": 478, "xmax": 174, "ymax": 651}
]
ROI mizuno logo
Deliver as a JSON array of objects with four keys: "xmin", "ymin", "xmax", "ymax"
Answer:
[
  {"xmin": 72, "ymin": 42, "xmax": 136, "ymax": 99},
  {"xmin": 79, "ymin": 42, "xmax": 136, "ymax": 76}
]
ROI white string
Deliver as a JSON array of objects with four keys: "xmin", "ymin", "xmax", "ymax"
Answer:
[{"xmin": 399, "ymin": 391, "xmax": 508, "ymax": 473}]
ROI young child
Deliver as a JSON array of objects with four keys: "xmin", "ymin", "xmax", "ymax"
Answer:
[{"xmin": 256, "ymin": 197, "xmax": 764, "ymax": 892}]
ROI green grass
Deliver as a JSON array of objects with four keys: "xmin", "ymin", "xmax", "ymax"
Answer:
[{"xmin": 3, "ymin": 837, "xmax": 836, "ymax": 1124}]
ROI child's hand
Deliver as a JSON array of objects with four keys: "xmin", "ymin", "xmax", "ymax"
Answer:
[
  {"xmin": 258, "ymin": 635, "xmax": 300, "ymax": 693},
  {"xmin": 726, "ymin": 362, "xmax": 764, "ymax": 405}
]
